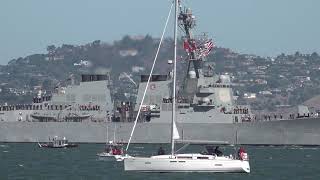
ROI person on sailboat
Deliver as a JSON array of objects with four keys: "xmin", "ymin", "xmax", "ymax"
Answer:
[
  {"xmin": 238, "ymin": 147, "xmax": 246, "ymax": 160},
  {"xmin": 214, "ymin": 146, "xmax": 223, "ymax": 156},
  {"xmin": 205, "ymin": 145, "xmax": 214, "ymax": 155},
  {"xmin": 157, "ymin": 147, "xmax": 165, "ymax": 155}
]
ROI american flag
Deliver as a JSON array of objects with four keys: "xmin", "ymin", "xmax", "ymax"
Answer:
[{"xmin": 200, "ymin": 39, "xmax": 215, "ymax": 57}]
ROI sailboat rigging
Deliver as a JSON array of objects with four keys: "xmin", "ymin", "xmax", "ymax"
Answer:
[
  {"xmin": 171, "ymin": 0, "xmax": 179, "ymax": 158},
  {"xmin": 97, "ymin": 124, "xmax": 126, "ymax": 161},
  {"xmin": 125, "ymin": 1, "xmax": 175, "ymax": 153},
  {"xmin": 123, "ymin": 0, "xmax": 251, "ymax": 173}
]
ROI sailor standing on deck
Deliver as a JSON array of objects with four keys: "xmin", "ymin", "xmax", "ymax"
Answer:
[
  {"xmin": 238, "ymin": 147, "xmax": 246, "ymax": 160},
  {"xmin": 157, "ymin": 147, "xmax": 165, "ymax": 155},
  {"xmin": 214, "ymin": 146, "xmax": 223, "ymax": 156}
]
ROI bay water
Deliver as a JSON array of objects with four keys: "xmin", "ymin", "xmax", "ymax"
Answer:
[{"xmin": 1, "ymin": 143, "xmax": 319, "ymax": 180}]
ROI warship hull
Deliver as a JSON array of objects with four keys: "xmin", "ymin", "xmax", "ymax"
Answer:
[{"xmin": 1, "ymin": 118, "xmax": 320, "ymax": 145}]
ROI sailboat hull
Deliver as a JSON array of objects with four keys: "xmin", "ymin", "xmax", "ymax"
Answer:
[
  {"xmin": 97, "ymin": 153, "xmax": 127, "ymax": 161},
  {"xmin": 124, "ymin": 154, "xmax": 250, "ymax": 173}
]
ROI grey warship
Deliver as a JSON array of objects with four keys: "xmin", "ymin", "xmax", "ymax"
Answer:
[{"xmin": 1, "ymin": 2, "xmax": 320, "ymax": 145}]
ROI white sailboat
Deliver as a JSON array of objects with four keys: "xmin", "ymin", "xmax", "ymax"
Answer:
[{"xmin": 124, "ymin": 0, "xmax": 250, "ymax": 173}]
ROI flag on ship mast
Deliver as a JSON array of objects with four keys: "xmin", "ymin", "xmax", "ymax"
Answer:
[{"xmin": 200, "ymin": 39, "xmax": 215, "ymax": 57}]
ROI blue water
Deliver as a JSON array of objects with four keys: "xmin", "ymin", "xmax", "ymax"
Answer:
[{"xmin": 1, "ymin": 143, "xmax": 320, "ymax": 180}]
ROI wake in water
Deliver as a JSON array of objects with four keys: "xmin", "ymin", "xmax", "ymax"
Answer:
[
  {"xmin": 133, "ymin": 146, "xmax": 144, "ymax": 149},
  {"xmin": 251, "ymin": 145, "xmax": 320, "ymax": 150},
  {"xmin": 0, "ymin": 144, "xmax": 9, "ymax": 148}
]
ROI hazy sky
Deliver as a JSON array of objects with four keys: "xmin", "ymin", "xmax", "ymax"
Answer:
[{"xmin": 0, "ymin": 0, "xmax": 319, "ymax": 64}]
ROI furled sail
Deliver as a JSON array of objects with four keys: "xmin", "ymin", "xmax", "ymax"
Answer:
[{"xmin": 173, "ymin": 120, "xmax": 180, "ymax": 140}]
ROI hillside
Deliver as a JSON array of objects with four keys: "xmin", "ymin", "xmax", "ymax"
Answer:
[{"xmin": 1, "ymin": 35, "xmax": 320, "ymax": 111}]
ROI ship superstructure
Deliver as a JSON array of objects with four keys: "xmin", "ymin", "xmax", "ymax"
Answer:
[
  {"xmin": 0, "ymin": 74, "xmax": 112, "ymax": 123},
  {"xmin": 0, "ymin": 2, "xmax": 320, "ymax": 145},
  {"xmin": 135, "ymin": 5, "xmax": 253, "ymax": 124}
]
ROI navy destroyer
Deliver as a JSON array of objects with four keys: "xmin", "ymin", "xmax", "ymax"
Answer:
[{"xmin": 1, "ymin": 2, "xmax": 320, "ymax": 145}]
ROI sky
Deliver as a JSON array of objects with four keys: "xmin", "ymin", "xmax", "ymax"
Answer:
[{"xmin": 0, "ymin": 0, "xmax": 319, "ymax": 65}]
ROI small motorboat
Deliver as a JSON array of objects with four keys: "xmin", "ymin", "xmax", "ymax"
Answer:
[
  {"xmin": 38, "ymin": 136, "xmax": 78, "ymax": 148},
  {"xmin": 97, "ymin": 141, "xmax": 129, "ymax": 161}
]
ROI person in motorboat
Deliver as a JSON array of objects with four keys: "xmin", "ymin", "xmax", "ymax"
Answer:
[
  {"xmin": 105, "ymin": 145, "xmax": 112, "ymax": 153},
  {"xmin": 116, "ymin": 148, "xmax": 123, "ymax": 155},
  {"xmin": 112, "ymin": 147, "xmax": 116, "ymax": 155},
  {"xmin": 111, "ymin": 146, "xmax": 123, "ymax": 155},
  {"xmin": 157, "ymin": 147, "xmax": 165, "ymax": 155}
]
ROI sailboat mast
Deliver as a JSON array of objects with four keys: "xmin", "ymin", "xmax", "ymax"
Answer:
[
  {"xmin": 113, "ymin": 123, "xmax": 116, "ymax": 142},
  {"xmin": 171, "ymin": 0, "xmax": 179, "ymax": 157},
  {"xmin": 106, "ymin": 125, "xmax": 109, "ymax": 142}
]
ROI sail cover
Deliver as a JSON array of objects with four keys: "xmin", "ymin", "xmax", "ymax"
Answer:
[{"xmin": 173, "ymin": 120, "xmax": 180, "ymax": 140}]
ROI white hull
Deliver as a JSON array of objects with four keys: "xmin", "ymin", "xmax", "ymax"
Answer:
[
  {"xmin": 124, "ymin": 154, "xmax": 250, "ymax": 173},
  {"xmin": 97, "ymin": 152, "xmax": 121, "ymax": 161},
  {"xmin": 97, "ymin": 152, "xmax": 131, "ymax": 161},
  {"xmin": 97, "ymin": 152, "xmax": 117, "ymax": 160},
  {"xmin": 115, "ymin": 154, "xmax": 132, "ymax": 161}
]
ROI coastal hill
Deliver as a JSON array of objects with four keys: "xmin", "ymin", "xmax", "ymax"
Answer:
[
  {"xmin": 0, "ymin": 35, "xmax": 320, "ymax": 111},
  {"xmin": 303, "ymin": 95, "xmax": 320, "ymax": 110}
]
